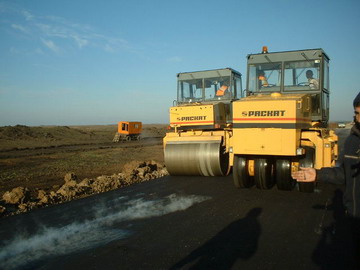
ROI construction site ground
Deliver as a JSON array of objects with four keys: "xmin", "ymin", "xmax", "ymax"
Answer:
[{"xmin": 0, "ymin": 124, "xmax": 167, "ymax": 196}]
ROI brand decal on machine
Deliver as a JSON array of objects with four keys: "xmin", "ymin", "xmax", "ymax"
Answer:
[
  {"xmin": 177, "ymin": 116, "xmax": 207, "ymax": 121},
  {"xmin": 241, "ymin": 110, "xmax": 286, "ymax": 117}
]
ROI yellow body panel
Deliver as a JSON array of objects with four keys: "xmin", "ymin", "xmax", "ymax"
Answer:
[
  {"xmin": 169, "ymin": 105, "xmax": 215, "ymax": 127},
  {"xmin": 232, "ymin": 128, "xmax": 298, "ymax": 155},
  {"xmin": 169, "ymin": 103, "xmax": 229, "ymax": 128},
  {"xmin": 231, "ymin": 94, "xmax": 310, "ymax": 156},
  {"xmin": 228, "ymin": 93, "xmax": 338, "ymax": 170}
]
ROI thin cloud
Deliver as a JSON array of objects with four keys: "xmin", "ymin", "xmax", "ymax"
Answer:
[
  {"xmin": 4, "ymin": 6, "xmax": 133, "ymax": 54},
  {"xmin": 35, "ymin": 22, "xmax": 74, "ymax": 39},
  {"xmin": 11, "ymin": 24, "xmax": 30, "ymax": 34},
  {"xmin": 72, "ymin": 35, "xmax": 88, "ymax": 48},
  {"xmin": 104, "ymin": 44, "xmax": 115, "ymax": 53},
  {"xmin": 45, "ymin": 15, "xmax": 94, "ymax": 33},
  {"xmin": 41, "ymin": 38, "xmax": 60, "ymax": 53},
  {"xmin": 22, "ymin": 10, "xmax": 34, "ymax": 21},
  {"xmin": 39, "ymin": 16, "xmax": 131, "ymax": 52},
  {"xmin": 1, "ymin": 3, "xmax": 135, "ymax": 54}
]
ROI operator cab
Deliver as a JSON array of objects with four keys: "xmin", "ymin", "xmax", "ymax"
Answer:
[
  {"xmin": 247, "ymin": 48, "xmax": 330, "ymax": 124},
  {"xmin": 177, "ymin": 68, "xmax": 243, "ymax": 104}
]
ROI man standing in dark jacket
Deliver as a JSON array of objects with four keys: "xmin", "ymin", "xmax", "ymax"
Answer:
[{"xmin": 292, "ymin": 92, "xmax": 360, "ymax": 266}]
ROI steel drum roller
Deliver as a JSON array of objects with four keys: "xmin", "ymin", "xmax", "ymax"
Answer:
[{"xmin": 164, "ymin": 140, "xmax": 229, "ymax": 176}]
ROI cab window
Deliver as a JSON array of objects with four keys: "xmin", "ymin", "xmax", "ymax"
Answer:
[
  {"xmin": 284, "ymin": 60, "xmax": 320, "ymax": 91},
  {"xmin": 204, "ymin": 76, "xmax": 231, "ymax": 100},
  {"xmin": 178, "ymin": 79, "xmax": 203, "ymax": 103},
  {"xmin": 178, "ymin": 75, "xmax": 235, "ymax": 103},
  {"xmin": 233, "ymin": 75, "xmax": 242, "ymax": 99},
  {"xmin": 323, "ymin": 61, "xmax": 329, "ymax": 91},
  {"xmin": 248, "ymin": 63, "xmax": 281, "ymax": 92}
]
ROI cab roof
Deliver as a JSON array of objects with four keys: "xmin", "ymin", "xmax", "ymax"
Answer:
[
  {"xmin": 247, "ymin": 48, "xmax": 329, "ymax": 64},
  {"xmin": 177, "ymin": 68, "xmax": 242, "ymax": 80}
]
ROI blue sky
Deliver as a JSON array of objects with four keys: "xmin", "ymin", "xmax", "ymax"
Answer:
[{"xmin": 0, "ymin": 0, "xmax": 359, "ymax": 126}]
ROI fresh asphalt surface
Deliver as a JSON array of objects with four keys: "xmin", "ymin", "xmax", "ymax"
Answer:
[{"xmin": 0, "ymin": 129, "xmax": 352, "ymax": 270}]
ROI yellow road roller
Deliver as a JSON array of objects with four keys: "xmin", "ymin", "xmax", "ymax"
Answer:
[
  {"xmin": 230, "ymin": 47, "xmax": 338, "ymax": 192},
  {"xmin": 163, "ymin": 68, "xmax": 243, "ymax": 176}
]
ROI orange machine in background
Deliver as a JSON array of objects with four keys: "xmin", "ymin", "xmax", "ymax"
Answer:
[{"xmin": 113, "ymin": 121, "xmax": 142, "ymax": 142}]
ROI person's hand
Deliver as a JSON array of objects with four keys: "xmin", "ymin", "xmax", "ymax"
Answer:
[{"xmin": 291, "ymin": 167, "xmax": 316, "ymax": 182}]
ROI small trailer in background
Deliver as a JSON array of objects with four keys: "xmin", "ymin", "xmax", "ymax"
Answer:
[{"xmin": 113, "ymin": 121, "xmax": 142, "ymax": 142}]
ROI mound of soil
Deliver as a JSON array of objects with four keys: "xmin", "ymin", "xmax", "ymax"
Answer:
[
  {"xmin": 0, "ymin": 125, "xmax": 38, "ymax": 139},
  {"xmin": 0, "ymin": 161, "xmax": 168, "ymax": 217},
  {"xmin": 0, "ymin": 125, "xmax": 98, "ymax": 140}
]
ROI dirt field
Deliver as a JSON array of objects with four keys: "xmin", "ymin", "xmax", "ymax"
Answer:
[{"xmin": 0, "ymin": 124, "xmax": 167, "ymax": 196}]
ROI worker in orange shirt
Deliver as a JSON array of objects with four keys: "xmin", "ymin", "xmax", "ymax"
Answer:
[
  {"xmin": 216, "ymin": 85, "xmax": 229, "ymax": 97},
  {"xmin": 258, "ymin": 70, "xmax": 269, "ymax": 88}
]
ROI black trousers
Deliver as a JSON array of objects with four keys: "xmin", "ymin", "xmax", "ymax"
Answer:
[{"xmin": 349, "ymin": 217, "xmax": 360, "ymax": 268}]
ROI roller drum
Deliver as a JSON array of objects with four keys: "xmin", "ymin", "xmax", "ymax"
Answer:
[{"xmin": 164, "ymin": 141, "xmax": 229, "ymax": 176}]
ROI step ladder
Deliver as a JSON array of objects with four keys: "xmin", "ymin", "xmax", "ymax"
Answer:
[{"xmin": 113, "ymin": 132, "xmax": 121, "ymax": 142}]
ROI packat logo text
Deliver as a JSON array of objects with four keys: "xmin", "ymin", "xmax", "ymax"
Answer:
[
  {"xmin": 241, "ymin": 110, "xmax": 286, "ymax": 117},
  {"xmin": 176, "ymin": 116, "xmax": 207, "ymax": 121}
]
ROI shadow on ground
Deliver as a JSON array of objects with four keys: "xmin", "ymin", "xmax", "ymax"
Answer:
[{"xmin": 170, "ymin": 207, "xmax": 262, "ymax": 270}]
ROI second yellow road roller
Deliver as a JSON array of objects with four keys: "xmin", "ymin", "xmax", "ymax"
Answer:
[{"xmin": 163, "ymin": 68, "xmax": 243, "ymax": 176}]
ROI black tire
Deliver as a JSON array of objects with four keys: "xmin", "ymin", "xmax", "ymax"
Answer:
[
  {"xmin": 126, "ymin": 135, "xmax": 131, "ymax": 141},
  {"xmin": 233, "ymin": 156, "xmax": 253, "ymax": 188},
  {"xmin": 298, "ymin": 147, "xmax": 315, "ymax": 193},
  {"xmin": 219, "ymin": 145, "xmax": 230, "ymax": 176},
  {"xmin": 276, "ymin": 159, "xmax": 295, "ymax": 191},
  {"xmin": 254, "ymin": 158, "xmax": 275, "ymax": 189}
]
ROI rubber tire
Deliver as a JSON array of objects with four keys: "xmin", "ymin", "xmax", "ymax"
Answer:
[
  {"xmin": 298, "ymin": 147, "xmax": 315, "ymax": 193},
  {"xmin": 233, "ymin": 156, "xmax": 253, "ymax": 188},
  {"xmin": 254, "ymin": 158, "xmax": 275, "ymax": 189},
  {"xmin": 219, "ymin": 145, "xmax": 230, "ymax": 176},
  {"xmin": 276, "ymin": 159, "xmax": 295, "ymax": 191}
]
